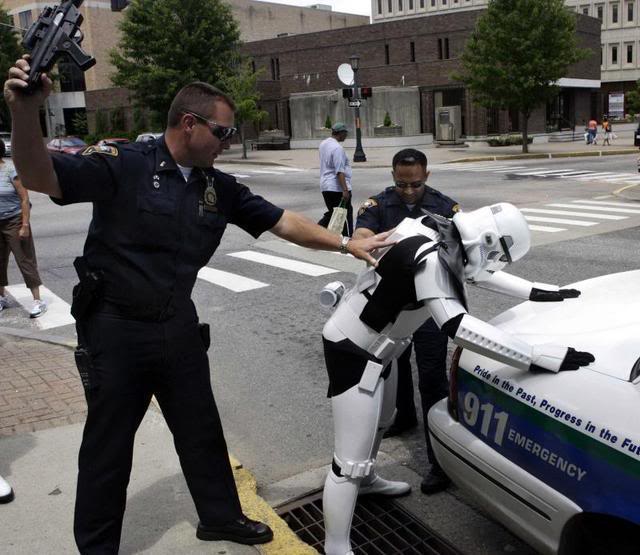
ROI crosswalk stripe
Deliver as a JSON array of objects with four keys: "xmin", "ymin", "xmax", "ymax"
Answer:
[
  {"xmin": 602, "ymin": 175, "xmax": 640, "ymax": 183},
  {"xmin": 572, "ymin": 199, "xmax": 640, "ymax": 208},
  {"xmin": 231, "ymin": 174, "xmax": 251, "ymax": 178},
  {"xmin": 575, "ymin": 172, "xmax": 625, "ymax": 180},
  {"xmin": 251, "ymin": 170, "xmax": 284, "ymax": 175},
  {"xmin": 197, "ymin": 267, "xmax": 269, "ymax": 292},
  {"xmin": 524, "ymin": 215, "xmax": 598, "ymax": 227},
  {"xmin": 514, "ymin": 169, "xmax": 577, "ymax": 176},
  {"xmin": 5, "ymin": 284, "xmax": 74, "ymax": 330},
  {"xmin": 558, "ymin": 171, "xmax": 603, "ymax": 178},
  {"xmin": 520, "ymin": 208, "xmax": 626, "ymax": 220},
  {"xmin": 493, "ymin": 167, "xmax": 528, "ymax": 172},
  {"xmin": 550, "ymin": 203, "xmax": 640, "ymax": 214},
  {"xmin": 527, "ymin": 224, "xmax": 567, "ymax": 233},
  {"xmin": 227, "ymin": 251, "xmax": 338, "ymax": 276}
]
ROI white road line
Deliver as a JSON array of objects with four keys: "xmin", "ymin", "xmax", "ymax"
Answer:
[
  {"xmin": 5, "ymin": 284, "xmax": 75, "ymax": 330},
  {"xmin": 573, "ymin": 199, "xmax": 640, "ymax": 207},
  {"xmin": 272, "ymin": 167, "xmax": 306, "ymax": 172},
  {"xmin": 527, "ymin": 224, "xmax": 567, "ymax": 233},
  {"xmin": 575, "ymin": 172, "xmax": 626, "ymax": 180},
  {"xmin": 231, "ymin": 174, "xmax": 251, "ymax": 179},
  {"xmin": 459, "ymin": 165, "xmax": 516, "ymax": 172},
  {"xmin": 520, "ymin": 208, "xmax": 626, "ymax": 220},
  {"xmin": 197, "ymin": 267, "xmax": 269, "ymax": 292},
  {"xmin": 228, "ymin": 251, "xmax": 338, "ymax": 276},
  {"xmin": 524, "ymin": 216, "xmax": 598, "ymax": 227},
  {"xmin": 602, "ymin": 175, "xmax": 640, "ymax": 183},
  {"xmin": 557, "ymin": 171, "xmax": 604, "ymax": 178},
  {"xmin": 514, "ymin": 169, "xmax": 578, "ymax": 176},
  {"xmin": 493, "ymin": 167, "xmax": 528, "ymax": 172},
  {"xmin": 251, "ymin": 170, "xmax": 284, "ymax": 175},
  {"xmin": 550, "ymin": 203, "xmax": 640, "ymax": 214}
]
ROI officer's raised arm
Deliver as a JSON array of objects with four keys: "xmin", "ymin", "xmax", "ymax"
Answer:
[
  {"xmin": 270, "ymin": 209, "xmax": 394, "ymax": 266},
  {"xmin": 3, "ymin": 56, "xmax": 61, "ymax": 198}
]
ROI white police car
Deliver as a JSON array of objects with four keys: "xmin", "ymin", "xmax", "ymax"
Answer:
[{"xmin": 429, "ymin": 269, "xmax": 640, "ymax": 555}]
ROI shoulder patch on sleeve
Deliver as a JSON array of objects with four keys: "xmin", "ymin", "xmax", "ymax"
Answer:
[
  {"xmin": 82, "ymin": 145, "xmax": 119, "ymax": 157},
  {"xmin": 452, "ymin": 203, "xmax": 461, "ymax": 213},
  {"xmin": 357, "ymin": 198, "xmax": 378, "ymax": 217}
]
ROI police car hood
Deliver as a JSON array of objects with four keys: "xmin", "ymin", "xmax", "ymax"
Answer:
[{"xmin": 489, "ymin": 269, "xmax": 640, "ymax": 381}]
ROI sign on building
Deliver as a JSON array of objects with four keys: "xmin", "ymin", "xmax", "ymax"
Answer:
[{"xmin": 608, "ymin": 92, "xmax": 625, "ymax": 119}]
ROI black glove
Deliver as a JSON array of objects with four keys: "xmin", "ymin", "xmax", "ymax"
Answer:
[
  {"xmin": 559, "ymin": 347, "xmax": 595, "ymax": 371},
  {"xmin": 529, "ymin": 288, "xmax": 581, "ymax": 302},
  {"xmin": 530, "ymin": 347, "xmax": 594, "ymax": 373}
]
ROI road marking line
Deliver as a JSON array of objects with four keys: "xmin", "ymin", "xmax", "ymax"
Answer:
[
  {"xmin": 460, "ymin": 165, "xmax": 516, "ymax": 172},
  {"xmin": 524, "ymin": 216, "xmax": 598, "ymax": 226},
  {"xmin": 520, "ymin": 208, "xmax": 626, "ymax": 220},
  {"xmin": 271, "ymin": 167, "xmax": 306, "ymax": 172},
  {"xmin": 228, "ymin": 251, "xmax": 338, "ymax": 276},
  {"xmin": 575, "ymin": 172, "xmax": 626, "ymax": 180},
  {"xmin": 251, "ymin": 170, "xmax": 284, "ymax": 175},
  {"xmin": 602, "ymin": 175, "xmax": 640, "ymax": 183},
  {"xmin": 514, "ymin": 169, "xmax": 577, "ymax": 176},
  {"xmin": 527, "ymin": 224, "xmax": 567, "ymax": 233},
  {"xmin": 572, "ymin": 199, "xmax": 640, "ymax": 207},
  {"xmin": 231, "ymin": 174, "xmax": 251, "ymax": 178},
  {"xmin": 550, "ymin": 203, "xmax": 640, "ymax": 214},
  {"xmin": 557, "ymin": 171, "xmax": 604, "ymax": 178},
  {"xmin": 197, "ymin": 267, "xmax": 269, "ymax": 292},
  {"xmin": 493, "ymin": 167, "xmax": 528, "ymax": 172},
  {"xmin": 5, "ymin": 284, "xmax": 75, "ymax": 330}
]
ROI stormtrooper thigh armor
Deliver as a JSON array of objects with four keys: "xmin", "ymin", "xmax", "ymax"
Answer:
[{"xmin": 322, "ymin": 348, "xmax": 398, "ymax": 555}]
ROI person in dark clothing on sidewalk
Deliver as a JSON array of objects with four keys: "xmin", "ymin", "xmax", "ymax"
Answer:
[{"xmin": 353, "ymin": 148, "xmax": 459, "ymax": 494}]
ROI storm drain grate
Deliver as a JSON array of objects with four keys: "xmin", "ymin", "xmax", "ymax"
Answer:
[{"xmin": 277, "ymin": 490, "xmax": 463, "ymax": 554}]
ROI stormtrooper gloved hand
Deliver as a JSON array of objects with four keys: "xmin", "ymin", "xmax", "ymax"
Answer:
[
  {"xmin": 531, "ymin": 347, "xmax": 595, "ymax": 372},
  {"xmin": 529, "ymin": 288, "xmax": 581, "ymax": 302}
]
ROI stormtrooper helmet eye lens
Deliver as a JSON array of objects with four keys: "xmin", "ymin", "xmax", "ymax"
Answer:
[{"xmin": 499, "ymin": 235, "xmax": 514, "ymax": 264}]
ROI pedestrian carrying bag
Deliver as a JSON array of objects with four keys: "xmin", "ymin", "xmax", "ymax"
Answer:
[{"xmin": 327, "ymin": 198, "xmax": 348, "ymax": 235}]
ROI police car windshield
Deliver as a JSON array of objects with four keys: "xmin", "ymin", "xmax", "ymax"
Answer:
[{"xmin": 61, "ymin": 138, "xmax": 86, "ymax": 147}]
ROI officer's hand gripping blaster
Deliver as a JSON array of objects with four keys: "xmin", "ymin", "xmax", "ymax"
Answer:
[{"xmin": 21, "ymin": 0, "xmax": 96, "ymax": 92}]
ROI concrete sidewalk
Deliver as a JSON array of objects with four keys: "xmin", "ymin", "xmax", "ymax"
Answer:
[
  {"xmin": 220, "ymin": 123, "xmax": 640, "ymax": 170},
  {"xmin": 0, "ymin": 333, "xmax": 314, "ymax": 555}
]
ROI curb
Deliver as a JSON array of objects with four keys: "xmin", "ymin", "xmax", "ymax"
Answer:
[
  {"xmin": 447, "ymin": 149, "xmax": 638, "ymax": 164},
  {"xmin": 0, "ymin": 326, "xmax": 75, "ymax": 349}
]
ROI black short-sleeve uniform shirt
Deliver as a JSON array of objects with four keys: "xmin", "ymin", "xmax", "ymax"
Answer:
[
  {"xmin": 51, "ymin": 137, "xmax": 283, "ymax": 316},
  {"xmin": 356, "ymin": 185, "xmax": 459, "ymax": 233}
]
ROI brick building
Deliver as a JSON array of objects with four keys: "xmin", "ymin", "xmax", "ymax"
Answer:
[{"xmin": 244, "ymin": 10, "xmax": 601, "ymax": 140}]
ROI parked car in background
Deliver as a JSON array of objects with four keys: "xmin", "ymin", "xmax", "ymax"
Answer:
[
  {"xmin": 135, "ymin": 132, "xmax": 162, "ymax": 144},
  {"xmin": 429, "ymin": 269, "xmax": 640, "ymax": 555},
  {"xmin": 0, "ymin": 132, "xmax": 11, "ymax": 156},
  {"xmin": 46, "ymin": 137, "xmax": 88, "ymax": 155},
  {"xmin": 97, "ymin": 137, "xmax": 130, "ymax": 146}
]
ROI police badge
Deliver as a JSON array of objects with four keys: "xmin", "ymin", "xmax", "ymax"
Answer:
[{"xmin": 203, "ymin": 177, "xmax": 217, "ymax": 212}]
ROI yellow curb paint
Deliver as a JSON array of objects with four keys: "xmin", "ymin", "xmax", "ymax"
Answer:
[{"xmin": 230, "ymin": 455, "xmax": 319, "ymax": 554}]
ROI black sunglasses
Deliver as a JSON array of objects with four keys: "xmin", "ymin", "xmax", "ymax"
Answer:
[
  {"xmin": 395, "ymin": 180, "xmax": 426, "ymax": 189},
  {"xmin": 184, "ymin": 111, "xmax": 237, "ymax": 142}
]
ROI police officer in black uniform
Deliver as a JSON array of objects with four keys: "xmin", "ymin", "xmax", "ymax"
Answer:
[
  {"xmin": 354, "ymin": 148, "xmax": 459, "ymax": 494},
  {"xmin": 5, "ymin": 61, "xmax": 392, "ymax": 554}
]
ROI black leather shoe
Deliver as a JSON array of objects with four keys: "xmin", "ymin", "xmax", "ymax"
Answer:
[
  {"xmin": 420, "ymin": 467, "xmax": 451, "ymax": 495},
  {"xmin": 383, "ymin": 418, "xmax": 418, "ymax": 438},
  {"xmin": 196, "ymin": 516, "xmax": 274, "ymax": 545},
  {"xmin": 0, "ymin": 489, "xmax": 14, "ymax": 504}
]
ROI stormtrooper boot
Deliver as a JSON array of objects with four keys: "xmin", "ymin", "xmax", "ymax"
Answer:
[
  {"xmin": 0, "ymin": 474, "xmax": 14, "ymax": 504},
  {"xmin": 323, "ymin": 469, "xmax": 359, "ymax": 555},
  {"xmin": 359, "ymin": 471, "xmax": 411, "ymax": 497}
]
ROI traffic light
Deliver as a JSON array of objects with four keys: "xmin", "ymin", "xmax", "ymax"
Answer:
[
  {"xmin": 360, "ymin": 87, "xmax": 372, "ymax": 99},
  {"xmin": 342, "ymin": 88, "xmax": 354, "ymax": 99}
]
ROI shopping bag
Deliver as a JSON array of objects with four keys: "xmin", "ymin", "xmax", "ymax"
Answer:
[{"xmin": 327, "ymin": 199, "xmax": 348, "ymax": 235}]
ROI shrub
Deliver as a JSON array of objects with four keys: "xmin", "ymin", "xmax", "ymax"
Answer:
[
  {"xmin": 324, "ymin": 115, "xmax": 332, "ymax": 129},
  {"xmin": 488, "ymin": 134, "xmax": 533, "ymax": 146},
  {"xmin": 383, "ymin": 111, "xmax": 392, "ymax": 127}
]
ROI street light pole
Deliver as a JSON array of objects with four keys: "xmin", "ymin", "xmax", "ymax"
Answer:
[{"xmin": 350, "ymin": 55, "xmax": 366, "ymax": 163}]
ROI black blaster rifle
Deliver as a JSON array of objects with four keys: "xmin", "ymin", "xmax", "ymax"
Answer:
[{"xmin": 21, "ymin": 0, "xmax": 96, "ymax": 93}]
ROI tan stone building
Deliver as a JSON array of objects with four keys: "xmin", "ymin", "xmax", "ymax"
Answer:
[{"xmin": 4, "ymin": 0, "xmax": 369, "ymax": 136}]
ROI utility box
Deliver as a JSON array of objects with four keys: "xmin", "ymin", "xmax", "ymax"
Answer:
[{"xmin": 436, "ymin": 106, "xmax": 462, "ymax": 144}]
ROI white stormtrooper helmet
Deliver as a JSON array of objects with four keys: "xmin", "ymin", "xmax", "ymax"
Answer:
[{"xmin": 453, "ymin": 203, "xmax": 531, "ymax": 281}]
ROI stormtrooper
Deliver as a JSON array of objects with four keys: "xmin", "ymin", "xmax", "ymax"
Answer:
[
  {"xmin": 0, "ymin": 474, "xmax": 14, "ymax": 504},
  {"xmin": 320, "ymin": 202, "xmax": 594, "ymax": 555}
]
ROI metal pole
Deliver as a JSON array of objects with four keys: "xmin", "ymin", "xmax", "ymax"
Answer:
[{"xmin": 352, "ymin": 66, "xmax": 366, "ymax": 163}]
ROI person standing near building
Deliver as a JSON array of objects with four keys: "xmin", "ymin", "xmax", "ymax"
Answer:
[
  {"xmin": 353, "ymin": 148, "xmax": 459, "ymax": 494},
  {"xmin": 587, "ymin": 117, "xmax": 598, "ymax": 145},
  {"xmin": 5, "ymin": 58, "xmax": 391, "ymax": 554},
  {"xmin": 602, "ymin": 115, "xmax": 612, "ymax": 146},
  {"xmin": 318, "ymin": 123, "xmax": 353, "ymax": 236},
  {"xmin": 0, "ymin": 139, "xmax": 47, "ymax": 318}
]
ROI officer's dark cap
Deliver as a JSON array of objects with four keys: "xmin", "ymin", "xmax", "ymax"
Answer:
[{"xmin": 392, "ymin": 148, "xmax": 427, "ymax": 169}]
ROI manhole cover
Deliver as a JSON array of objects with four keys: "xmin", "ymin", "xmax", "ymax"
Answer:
[{"xmin": 277, "ymin": 490, "xmax": 463, "ymax": 554}]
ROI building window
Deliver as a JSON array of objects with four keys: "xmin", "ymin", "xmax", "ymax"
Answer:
[
  {"xmin": 385, "ymin": 44, "xmax": 390, "ymax": 64},
  {"xmin": 410, "ymin": 41, "xmax": 416, "ymax": 62},
  {"xmin": 612, "ymin": 45, "xmax": 618, "ymax": 64},
  {"xmin": 399, "ymin": 0, "xmax": 403, "ymax": 10},
  {"xmin": 421, "ymin": 0, "xmax": 425, "ymax": 7},
  {"xmin": 581, "ymin": 5, "xmax": 589, "ymax": 15},
  {"xmin": 18, "ymin": 10, "xmax": 32, "ymax": 30},
  {"xmin": 601, "ymin": 44, "xmax": 604, "ymax": 65},
  {"xmin": 627, "ymin": 43, "xmax": 634, "ymax": 63},
  {"xmin": 378, "ymin": 0, "xmax": 383, "ymax": 14},
  {"xmin": 597, "ymin": 5, "xmax": 604, "ymax": 21},
  {"xmin": 445, "ymin": 37, "xmax": 450, "ymax": 58},
  {"xmin": 431, "ymin": 0, "xmax": 436, "ymax": 6},
  {"xmin": 251, "ymin": 60, "xmax": 256, "ymax": 74},
  {"xmin": 409, "ymin": 0, "xmax": 414, "ymax": 9},
  {"xmin": 438, "ymin": 38, "xmax": 443, "ymax": 59},
  {"xmin": 388, "ymin": 0, "xmax": 393, "ymax": 12},
  {"xmin": 58, "ymin": 57, "xmax": 86, "ymax": 92},
  {"xmin": 628, "ymin": 1, "xmax": 634, "ymax": 21},
  {"xmin": 612, "ymin": 3, "xmax": 619, "ymax": 23},
  {"xmin": 270, "ymin": 58, "xmax": 280, "ymax": 80}
]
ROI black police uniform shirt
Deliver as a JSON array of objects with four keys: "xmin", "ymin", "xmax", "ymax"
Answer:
[
  {"xmin": 356, "ymin": 185, "xmax": 459, "ymax": 233},
  {"xmin": 50, "ymin": 137, "xmax": 284, "ymax": 316}
]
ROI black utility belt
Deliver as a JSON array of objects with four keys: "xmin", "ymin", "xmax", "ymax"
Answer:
[{"xmin": 94, "ymin": 299, "xmax": 176, "ymax": 322}]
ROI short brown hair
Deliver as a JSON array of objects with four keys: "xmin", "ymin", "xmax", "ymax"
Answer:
[{"xmin": 167, "ymin": 82, "xmax": 235, "ymax": 128}]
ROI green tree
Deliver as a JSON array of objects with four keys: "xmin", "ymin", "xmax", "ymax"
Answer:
[
  {"xmin": 324, "ymin": 114, "xmax": 332, "ymax": 129},
  {"xmin": 0, "ymin": 3, "xmax": 24, "ymax": 130},
  {"xmin": 223, "ymin": 61, "xmax": 267, "ymax": 160},
  {"xmin": 625, "ymin": 80, "xmax": 640, "ymax": 117},
  {"xmin": 455, "ymin": 0, "xmax": 590, "ymax": 153},
  {"xmin": 110, "ymin": 0, "xmax": 241, "ymax": 126}
]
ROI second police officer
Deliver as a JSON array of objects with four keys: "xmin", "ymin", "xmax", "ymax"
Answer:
[{"xmin": 353, "ymin": 148, "xmax": 459, "ymax": 494}]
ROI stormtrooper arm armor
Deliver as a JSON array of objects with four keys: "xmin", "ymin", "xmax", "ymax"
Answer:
[
  {"xmin": 425, "ymin": 297, "xmax": 569, "ymax": 372},
  {"xmin": 470, "ymin": 271, "xmax": 581, "ymax": 302}
]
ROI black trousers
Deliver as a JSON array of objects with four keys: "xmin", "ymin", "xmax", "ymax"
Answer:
[
  {"xmin": 394, "ymin": 318, "xmax": 449, "ymax": 466},
  {"xmin": 74, "ymin": 306, "xmax": 242, "ymax": 554},
  {"xmin": 317, "ymin": 191, "xmax": 353, "ymax": 236}
]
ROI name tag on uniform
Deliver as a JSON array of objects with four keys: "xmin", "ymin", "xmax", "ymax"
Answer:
[{"xmin": 359, "ymin": 360, "xmax": 384, "ymax": 393}]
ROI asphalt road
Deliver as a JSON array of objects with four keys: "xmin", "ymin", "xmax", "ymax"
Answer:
[{"xmin": 3, "ymin": 154, "xmax": 640, "ymax": 554}]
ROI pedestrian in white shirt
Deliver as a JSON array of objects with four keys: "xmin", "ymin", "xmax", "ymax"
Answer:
[{"xmin": 318, "ymin": 123, "xmax": 353, "ymax": 236}]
